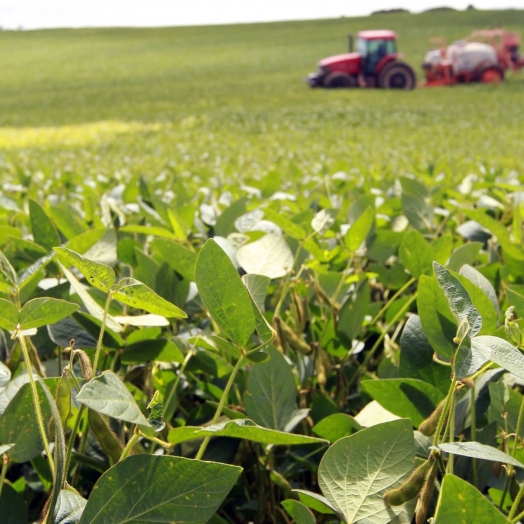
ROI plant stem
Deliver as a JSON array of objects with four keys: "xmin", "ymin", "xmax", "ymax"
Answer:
[
  {"xmin": 64, "ymin": 404, "xmax": 86, "ymax": 482},
  {"xmin": 369, "ymin": 277, "xmax": 416, "ymax": 327},
  {"xmin": 119, "ymin": 427, "xmax": 140, "ymax": 461},
  {"xmin": 163, "ymin": 349, "xmax": 194, "ymax": 423},
  {"xmin": 434, "ymin": 376, "xmax": 457, "ymax": 447},
  {"xmin": 17, "ymin": 330, "xmax": 55, "ymax": 477},
  {"xmin": 507, "ymin": 395, "xmax": 524, "ymax": 519},
  {"xmin": 92, "ymin": 292, "xmax": 112, "ymax": 376},
  {"xmin": 470, "ymin": 383, "xmax": 478, "ymax": 488},
  {"xmin": 196, "ymin": 355, "xmax": 246, "ymax": 460},
  {"xmin": 0, "ymin": 455, "xmax": 9, "ymax": 498},
  {"xmin": 447, "ymin": 386, "xmax": 456, "ymax": 475},
  {"xmin": 509, "ymin": 480, "xmax": 524, "ymax": 521}
]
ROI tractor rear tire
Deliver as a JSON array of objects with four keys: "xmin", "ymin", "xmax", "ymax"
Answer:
[
  {"xmin": 378, "ymin": 62, "xmax": 416, "ymax": 90},
  {"xmin": 477, "ymin": 66, "xmax": 504, "ymax": 83},
  {"xmin": 324, "ymin": 72, "xmax": 357, "ymax": 88}
]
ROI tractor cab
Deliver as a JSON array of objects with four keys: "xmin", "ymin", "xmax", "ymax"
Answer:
[{"xmin": 307, "ymin": 29, "xmax": 415, "ymax": 89}]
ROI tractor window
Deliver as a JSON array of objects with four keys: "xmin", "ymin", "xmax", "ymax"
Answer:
[{"xmin": 356, "ymin": 37, "xmax": 368, "ymax": 56}]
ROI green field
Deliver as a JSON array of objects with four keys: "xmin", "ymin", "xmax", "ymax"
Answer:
[{"xmin": 1, "ymin": 8, "xmax": 524, "ymax": 182}]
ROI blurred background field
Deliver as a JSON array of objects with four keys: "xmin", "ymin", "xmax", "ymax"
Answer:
[{"xmin": 1, "ymin": 8, "xmax": 524, "ymax": 182}]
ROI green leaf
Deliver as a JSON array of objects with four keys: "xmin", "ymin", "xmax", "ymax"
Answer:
[
  {"xmin": 434, "ymin": 474, "xmax": 511, "ymax": 523},
  {"xmin": 29, "ymin": 198, "xmax": 60, "ymax": 250},
  {"xmin": 292, "ymin": 490, "xmax": 336, "ymax": 514},
  {"xmin": 54, "ymin": 247, "xmax": 115, "ymax": 293},
  {"xmin": 54, "ymin": 490, "xmax": 87, "ymax": 524},
  {"xmin": 0, "ymin": 250, "xmax": 17, "ymax": 288},
  {"xmin": 438, "ymin": 441, "xmax": 524, "ymax": 468},
  {"xmin": 489, "ymin": 381, "xmax": 510, "ymax": 414},
  {"xmin": 471, "ymin": 335, "xmax": 524, "ymax": 380},
  {"xmin": 195, "ymin": 239, "xmax": 255, "ymax": 347},
  {"xmin": 460, "ymin": 264, "xmax": 500, "ymax": 316},
  {"xmin": 167, "ymin": 418, "xmax": 327, "ymax": 446},
  {"xmin": 263, "ymin": 207, "xmax": 306, "ymax": 240},
  {"xmin": 79, "ymin": 455, "xmax": 242, "ymax": 524},
  {"xmin": 311, "ymin": 209, "xmax": 336, "ymax": 236},
  {"xmin": 399, "ymin": 315, "xmax": 451, "ymax": 394},
  {"xmin": 344, "ymin": 206, "xmax": 374, "ymax": 252},
  {"xmin": 447, "ymin": 242, "xmax": 483, "ymax": 272},
  {"xmin": 282, "ymin": 499, "xmax": 316, "ymax": 524},
  {"xmin": 401, "ymin": 193, "xmax": 433, "ymax": 231},
  {"xmin": 312, "ymin": 413, "xmax": 361, "ymax": 443},
  {"xmin": 434, "ymin": 262, "xmax": 482, "ymax": 337},
  {"xmin": 0, "ymin": 298, "xmax": 19, "ymax": 331},
  {"xmin": 0, "ymin": 382, "xmax": 51, "ymax": 462},
  {"xmin": 318, "ymin": 419, "xmax": 414, "ymax": 524},
  {"xmin": 361, "ymin": 378, "xmax": 445, "ymax": 426},
  {"xmin": 151, "ymin": 238, "xmax": 198, "ymax": 281},
  {"xmin": 466, "ymin": 208, "xmax": 524, "ymax": 261},
  {"xmin": 121, "ymin": 339, "xmax": 184, "ymax": 364},
  {"xmin": 417, "ymin": 275, "xmax": 457, "ymax": 359},
  {"xmin": 0, "ymin": 484, "xmax": 28, "ymax": 524},
  {"xmin": 454, "ymin": 335, "xmax": 489, "ymax": 379},
  {"xmin": 112, "ymin": 277, "xmax": 186, "ymax": 318},
  {"xmin": 119, "ymin": 224, "xmax": 175, "ymax": 239},
  {"xmin": 337, "ymin": 279, "xmax": 370, "ymax": 344},
  {"xmin": 19, "ymin": 298, "xmax": 79, "ymax": 330},
  {"xmin": 236, "ymin": 234, "xmax": 294, "ymax": 279},
  {"xmin": 399, "ymin": 229, "xmax": 434, "ymax": 278},
  {"xmin": 76, "ymin": 371, "xmax": 149, "ymax": 426},
  {"xmin": 214, "ymin": 198, "xmax": 246, "ymax": 237},
  {"xmin": 244, "ymin": 346, "xmax": 296, "ymax": 431},
  {"xmin": 212, "ymin": 336, "xmax": 242, "ymax": 359},
  {"xmin": 147, "ymin": 390, "xmax": 165, "ymax": 432},
  {"xmin": 242, "ymin": 273, "xmax": 270, "ymax": 312},
  {"xmin": 246, "ymin": 351, "xmax": 270, "ymax": 363},
  {"xmin": 506, "ymin": 286, "xmax": 524, "ymax": 318}
]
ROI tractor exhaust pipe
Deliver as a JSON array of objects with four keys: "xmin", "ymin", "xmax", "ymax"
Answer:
[{"xmin": 348, "ymin": 34, "xmax": 354, "ymax": 52}]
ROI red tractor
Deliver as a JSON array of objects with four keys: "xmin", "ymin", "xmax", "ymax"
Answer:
[{"xmin": 307, "ymin": 30, "xmax": 416, "ymax": 89}]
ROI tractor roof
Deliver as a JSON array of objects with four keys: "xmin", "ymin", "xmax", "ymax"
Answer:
[{"xmin": 358, "ymin": 30, "xmax": 397, "ymax": 40}]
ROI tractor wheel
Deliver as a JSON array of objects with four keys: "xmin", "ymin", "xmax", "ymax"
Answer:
[
  {"xmin": 478, "ymin": 66, "xmax": 504, "ymax": 83},
  {"xmin": 378, "ymin": 62, "xmax": 416, "ymax": 90},
  {"xmin": 324, "ymin": 72, "xmax": 357, "ymax": 88}
]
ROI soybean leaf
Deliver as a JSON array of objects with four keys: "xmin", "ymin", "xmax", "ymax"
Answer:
[
  {"xmin": 0, "ymin": 298, "xmax": 18, "ymax": 331},
  {"xmin": 0, "ymin": 251, "xmax": 17, "ymax": 288},
  {"xmin": 489, "ymin": 382, "xmax": 510, "ymax": 414},
  {"xmin": 399, "ymin": 229, "xmax": 434, "ymax": 278},
  {"xmin": 0, "ymin": 382, "xmax": 51, "ymax": 462},
  {"xmin": 112, "ymin": 278, "xmax": 186, "ymax": 318},
  {"xmin": 506, "ymin": 286, "xmax": 524, "ymax": 318},
  {"xmin": 263, "ymin": 207, "xmax": 306, "ymax": 240},
  {"xmin": 29, "ymin": 198, "xmax": 60, "ymax": 250},
  {"xmin": 214, "ymin": 198, "xmax": 246, "ymax": 237},
  {"xmin": 337, "ymin": 279, "xmax": 370, "ymax": 344},
  {"xmin": 237, "ymin": 234, "xmax": 294, "ymax": 279},
  {"xmin": 437, "ymin": 441, "xmax": 524, "ymax": 468},
  {"xmin": 147, "ymin": 390, "xmax": 165, "ymax": 432},
  {"xmin": 0, "ymin": 362, "xmax": 11, "ymax": 388},
  {"xmin": 312, "ymin": 413, "xmax": 361, "ymax": 443},
  {"xmin": 54, "ymin": 490, "xmax": 87, "ymax": 524},
  {"xmin": 79, "ymin": 455, "xmax": 242, "ymax": 524},
  {"xmin": 19, "ymin": 298, "xmax": 79, "ymax": 330},
  {"xmin": 54, "ymin": 247, "xmax": 115, "ymax": 293},
  {"xmin": 311, "ymin": 209, "xmax": 336, "ymax": 236},
  {"xmin": 244, "ymin": 346, "xmax": 296, "ymax": 431},
  {"xmin": 344, "ymin": 206, "xmax": 374, "ymax": 253},
  {"xmin": 212, "ymin": 336, "xmax": 241, "ymax": 359},
  {"xmin": 318, "ymin": 419, "xmax": 414, "ymax": 524},
  {"xmin": 0, "ymin": 484, "xmax": 28, "ymax": 524},
  {"xmin": 150, "ymin": 238, "xmax": 197, "ymax": 281},
  {"xmin": 167, "ymin": 418, "xmax": 327, "ymax": 446},
  {"xmin": 434, "ymin": 474, "xmax": 510, "ymax": 524},
  {"xmin": 417, "ymin": 275, "xmax": 457, "ymax": 359},
  {"xmin": 434, "ymin": 262, "xmax": 482, "ymax": 337},
  {"xmin": 59, "ymin": 263, "xmax": 123, "ymax": 332},
  {"xmin": 361, "ymin": 378, "xmax": 444, "ymax": 426},
  {"xmin": 195, "ymin": 239, "xmax": 255, "ymax": 347},
  {"xmin": 471, "ymin": 335, "xmax": 524, "ymax": 380},
  {"xmin": 447, "ymin": 242, "xmax": 483, "ymax": 272},
  {"xmin": 460, "ymin": 264, "xmax": 500, "ymax": 316},
  {"xmin": 454, "ymin": 335, "xmax": 489, "ymax": 379},
  {"xmin": 76, "ymin": 371, "xmax": 149, "ymax": 426},
  {"xmin": 118, "ymin": 224, "xmax": 175, "ymax": 239},
  {"xmin": 282, "ymin": 499, "xmax": 316, "ymax": 524},
  {"xmin": 242, "ymin": 273, "xmax": 270, "ymax": 312},
  {"xmin": 399, "ymin": 315, "xmax": 451, "ymax": 394},
  {"xmin": 401, "ymin": 193, "xmax": 433, "ymax": 231},
  {"xmin": 293, "ymin": 490, "xmax": 337, "ymax": 514}
]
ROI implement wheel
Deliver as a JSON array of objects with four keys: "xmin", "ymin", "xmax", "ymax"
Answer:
[
  {"xmin": 324, "ymin": 72, "xmax": 357, "ymax": 88},
  {"xmin": 378, "ymin": 62, "xmax": 416, "ymax": 90},
  {"xmin": 478, "ymin": 66, "xmax": 504, "ymax": 83}
]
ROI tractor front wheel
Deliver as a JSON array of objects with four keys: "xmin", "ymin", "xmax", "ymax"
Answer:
[
  {"xmin": 478, "ymin": 66, "xmax": 504, "ymax": 83},
  {"xmin": 378, "ymin": 62, "xmax": 416, "ymax": 90},
  {"xmin": 324, "ymin": 72, "xmax": 357, "ymax": 88}
]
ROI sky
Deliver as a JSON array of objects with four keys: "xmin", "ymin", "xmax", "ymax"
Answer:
[{"xmin": 1, "ymin": 0, "xmax": 523, "ymax": 30}]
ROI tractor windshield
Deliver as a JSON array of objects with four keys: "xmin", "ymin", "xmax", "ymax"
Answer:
[{"xmin": 357, "ymin": 37, "xmax": 397, "ymax": 73}]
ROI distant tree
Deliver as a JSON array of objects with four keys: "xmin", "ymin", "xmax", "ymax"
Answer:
[
  {"xmin": 371, "ymin": 8, "xmax": 410, "ymax": 15},
  {"xmin": 466, "ymin": 4, "xmax": 476, "ymax": 9},
  {"xmin": 423, "ymin": 6, "xmax": 458, "ymax": 12}
]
